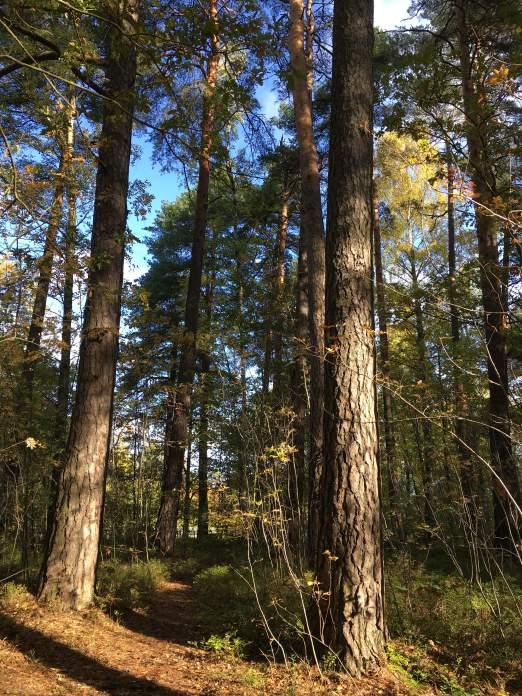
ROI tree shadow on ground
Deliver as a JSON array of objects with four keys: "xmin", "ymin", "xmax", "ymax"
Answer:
[{"xmin": 0, "ymin": 612, "xmax": 189, "ymax": 696}]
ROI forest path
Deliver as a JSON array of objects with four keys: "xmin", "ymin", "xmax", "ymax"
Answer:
[{"xmin": 0, "ymin": 580, "xmax": 417, "ymax": 696}]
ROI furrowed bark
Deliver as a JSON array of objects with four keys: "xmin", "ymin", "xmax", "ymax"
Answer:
[
  {"xmin": 315, "ymin": 0, "xmax": 385, "ymax": 675},
  {"xmin": 38, "ymin": 1, "xmax": 138, "ymax": 609}
]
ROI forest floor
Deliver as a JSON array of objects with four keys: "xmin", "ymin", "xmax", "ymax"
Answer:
[
  {"xmin": 1, "ymin": 544, "xmax": 520, "ymax": 696},
  {"xmin": 0, "ymin": 574, "xmax": 429, "ymax": 696}
]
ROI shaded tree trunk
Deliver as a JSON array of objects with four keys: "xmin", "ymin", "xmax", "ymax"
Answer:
[
  {"xmin": 456, "ymin": 0, "xmax": 521, "ymax": 546},
  {"xmin": 182, "ymin": 417, "xmax": 193, "ymax": 540},
  {"xmin": 228, "ymin": 166, "xmax": 248, "ymax": 509},
  {"xmin": 38, "ymin": 1, "xmax": 138, "ymax": 609},
  {"xmin": 197, "ymin": 351, "xmax": 210, "ymax": 539},
  {"xmin": 315, "ymin": 0, "xmax": 385, "ymax": 675},
  {"xmin": 289, "ymin": 223, "xmax": 308, "ymax": 557},
  {"xmin": 446, "ymin": 151, "xmax": 475, "ymax": 521},
  {"xmin": 272, "ymin": 187, "xmax": 290, "ymax": 396},
  {"xmin": 53, "ymin": 96, "xmax": 77, "ymax": 466},
  {"xmin": 198, "ymin": 277, "xmax": 213, "ymax": 540},
  {"xmin": 156, "ymin": 0, "xmax": 220, "ymax": 554},
  {"xmin": 23, "ymin": 97, "xmax": 75, "ymax": 400},
  {"xmin": 373, "ymin": 199, "xmax": 399, "ymax": 508},
  {"xmin": 410, "ymin": 252, "xmax": 436, "ymax": 529},
  {"xmin": 288, "ymin": 0, "xmax": 325, "ymax": 563}
]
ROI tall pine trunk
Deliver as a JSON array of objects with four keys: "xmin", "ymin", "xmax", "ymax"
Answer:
[
  {"xmin": 315, "ymin": 0, "xmax": 385, "ymax": 675},
  {"xmin": 198, "ymin": 278, "xmax": 213, "ymax": 539},
  {"xmin": 289, "ymin": 224, "xmax": 308, "ymax": 558},
  {"xmin": 23, "ymin": 97, "xmax": 75, "ymax": 400},
  {"xmin": 38, "ymin": 1, "xmax": 138, "ymax": 609},
  {"xmin": 288, "ymin": 0, "xmax": 325, "ymax": 562},
  {"xmin": 53, "ymin": 95, "xmax": 77, "ymax": 466},
  {"xmin": 456, "ymin": 0, "xmax": 521, "ymax": 546},
  {"xmin": 373, "ymin": 199, "xmax": 398, "ymax": 510},
  {"xmin": 197, "ymin": 351, "xmax": 210, "ymax": 539},
  {"xmin": 410, "ymin": 253, "xmax": 436, "ymax": 529},
  {"xmin": 156, "ymin": 0, "xmax": 220, "ymax": 554},
  {"xmin": 272, "ymin": 186, "xmax": 290, "ymax": 396}
]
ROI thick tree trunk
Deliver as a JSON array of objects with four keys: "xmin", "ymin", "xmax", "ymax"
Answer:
[
  {"xmin": 38, "ymin": 1, "xmax": 137, "ymax": 609},
  {"xmin": 288, "ymin": 0, "xmax": 325, "ymax": 563},
  {"xmin": 373, "ymin": 200, "xmax": 398, "ymax": 507},
  {"xmin": 456, "ymin": 1, "xmax": 521, "ymax": 546},
  {"xmin": 156, "ymin": 0, "xmax": 220, "ymax": 554},
  {"xmin": 315, "ymin": 0, "xmax": 385, "ymax": 675}
]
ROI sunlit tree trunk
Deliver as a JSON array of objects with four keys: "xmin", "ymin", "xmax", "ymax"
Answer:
[
  {"xmin": 38, "ymin": 1, "xmax": 138, "ymax": 609},
  {"xmin": 156, "ymin": 0, "xmax": 220, "ymax": 554},
  {"xmin": 289, "ymin": 0, "xmax": 325, "ymax": 562},
  {"xmin": 315, "ymin": 0, "xmax": 385, "ymax": 675}
]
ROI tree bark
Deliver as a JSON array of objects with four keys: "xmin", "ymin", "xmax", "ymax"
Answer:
[
  {"xmin": 156, "ymin": 0, "xmax": 220, "ymax": 554},
  {"xmin": 38, "ymin": 1, "xmax": 138, "ymax": 609},
  {"xmin": 456, "ymin": 0, "xmax": 521, "ymax": 546},
  {"xmin": 315, "ymin": 0, "xmax": 385, "ymax": 675},
  {"xmin": 288, "ymin": 0, "xmax": 325, "ymax": 563}
]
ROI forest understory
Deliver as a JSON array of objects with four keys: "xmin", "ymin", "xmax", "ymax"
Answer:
[
  {"xmin": 1, "ymin": 0, "xmax": 522, "ymax": 693},
  {"xmin": 1, "ymin": 540, "xmax": 521, "ymax": 695}
]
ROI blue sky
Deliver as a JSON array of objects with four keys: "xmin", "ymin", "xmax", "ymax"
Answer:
[{"xmin": 125, "ymin": 0, "xmax": 413, "ymax": 281}]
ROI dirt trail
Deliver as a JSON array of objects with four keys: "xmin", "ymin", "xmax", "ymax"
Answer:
[{"xmin": 0, "ymin": 581, "xmax": 416, "ymax": 695}]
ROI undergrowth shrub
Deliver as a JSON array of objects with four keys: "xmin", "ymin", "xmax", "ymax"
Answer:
[
  {"xmin": 197, "ymin": 631, "xmax": 248, "ymax": 658},
  {"xmin": 174, "ymin": 537, "xmax": 247, "ymax": 579},
  {"xmin": 192, "ymin": 563, "xmax": 305, "ymax": 657},
  {"xmin": 171, "ymin": 557, "xmax": 202, "ymax": 580},
  {"xmin": 97, "ymin": 559, "xmax": 169, "ymax": 610},
  {"xmin": 0, "ymin": 580, "xmax": 34, "ymax": 609},
  {"xmin": 386, "ymin": 554, "xmax": 522, "ymax": 692}
]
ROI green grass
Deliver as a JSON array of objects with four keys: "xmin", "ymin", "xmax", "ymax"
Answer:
[{"xmin": 96, "ymin": 558, "xmax": 169, "ymax": 610}]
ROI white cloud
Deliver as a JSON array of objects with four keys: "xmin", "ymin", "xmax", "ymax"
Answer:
[{"xmin": 374, "ymin": 0, "xmax": 412, "ymax": 29}]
